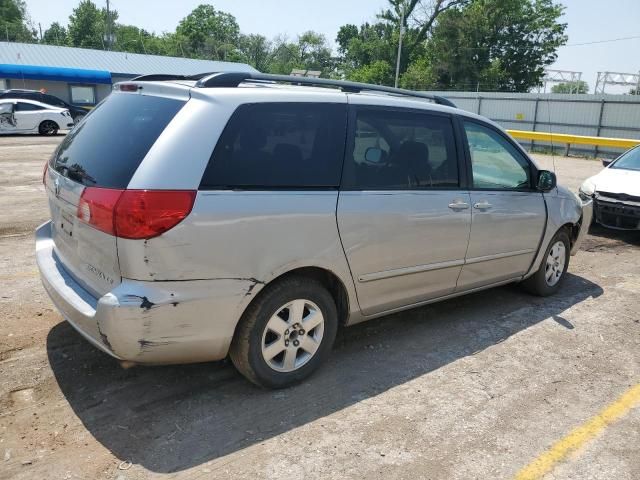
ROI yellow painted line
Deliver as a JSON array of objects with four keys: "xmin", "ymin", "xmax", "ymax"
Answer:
[
  {"xmin": 506, "ymin": 130, "xmax": 640, "ymax": 149},
  {"xmin": 514, "ymin": 383, "xmax": 640, "ymax": 480}
]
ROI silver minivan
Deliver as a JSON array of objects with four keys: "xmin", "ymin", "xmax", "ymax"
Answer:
[{"xmin": 36, "ymin": 73, "xmax": 592, "ymax": 388}]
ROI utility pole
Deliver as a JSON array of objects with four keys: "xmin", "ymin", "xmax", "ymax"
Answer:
[
  {"xmin": 38, "ymin": 23, "xmax": 43, "ymax": 42},
  {"xmin": 106, "ymin": 0, "xmax": 112, "ymax": 50},
  {"xmin": 394, "ymin": 2, "xmax": 406, "ymax": 88}
]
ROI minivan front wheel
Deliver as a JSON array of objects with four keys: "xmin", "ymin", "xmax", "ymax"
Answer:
[
  {"xmin": 230, "ymin": 276, "xmax": 338, "ymax": 388},
  {"xmin": 522, "ymin": 229, "xmax": 571, "ymax": 296}
]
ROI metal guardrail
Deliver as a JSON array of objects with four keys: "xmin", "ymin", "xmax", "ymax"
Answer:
[{"xmin": 506, "ymin": 129, "xmax": 640, "ymax": 154}]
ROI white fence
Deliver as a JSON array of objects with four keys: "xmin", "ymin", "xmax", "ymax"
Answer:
[{"xmin": 430, "ymin": 91, "xmax": 640, "ymax": 157}]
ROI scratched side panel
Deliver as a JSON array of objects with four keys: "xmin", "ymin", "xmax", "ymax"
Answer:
[
  {"xmin": 117, "ymin": 191, "xmax": 358, "ymax": 309},
  {"xmin": 97, "ymin": 278, "xmax": 253, "ymax": 363}
]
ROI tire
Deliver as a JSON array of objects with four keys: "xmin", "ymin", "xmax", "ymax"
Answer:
[
  {"xmin": 522, "ymin": 229, "xmax": 571, "ymax": 296},
  {"xmin": 38, "ymin": 120, "xmax": 59, "ymax": 136},
  {"xmin": 229, "ymin": 276, "xmax": 338, "ymax": 388}
]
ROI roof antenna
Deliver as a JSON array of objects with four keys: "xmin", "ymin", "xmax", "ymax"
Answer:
[{"xmin": 546, "ymin": 91, "xmax": 557, "ymax": 179}]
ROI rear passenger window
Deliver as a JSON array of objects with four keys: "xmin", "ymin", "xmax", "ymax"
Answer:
[
  {"xmin": 200, "ymin": 103, "xmax": 347, "ymax": 189},
  {"xmin": 343, "ymin": 108, "xmax": 459, "ymax": 189},
  {"xmin": 16, "ymin": 102, "xmax": 44, "ymax": 111}
]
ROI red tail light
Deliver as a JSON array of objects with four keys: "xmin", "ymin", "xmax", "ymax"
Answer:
[
  {"xmin": 77, "ymin": 188, "xmax": 196, "ymax": 240},
  {"xmin": 115, "ymin": 190, "xmax": 196, "ymax": 239},
  {"xmin": 77, "ymin": 187, "xmax": 124, "ymax": 236}
]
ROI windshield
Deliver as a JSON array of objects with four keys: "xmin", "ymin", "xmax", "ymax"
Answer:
[{"xmin": 611, "ymin": 146, "xmax": 640, "ymax": 172}]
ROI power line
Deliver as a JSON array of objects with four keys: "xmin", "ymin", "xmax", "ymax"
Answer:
[
  {"xmin": 564, "ymin": 35, "xmax": 640, "ymax": 47},
  {"xmin": 443, "ymin": 34, "xmax": 640, "ymax": 51}
]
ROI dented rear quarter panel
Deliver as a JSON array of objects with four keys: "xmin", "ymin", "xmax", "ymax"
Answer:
[
  {"xmin": 98, "ymin": 277, "xmax": 255, "ymax": 363},
  {"xmin": 116, "ymin": 191, "xmax": 360, "ymax": 319}
]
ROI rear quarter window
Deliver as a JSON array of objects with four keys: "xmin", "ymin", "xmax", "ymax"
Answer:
[
  {"xmin": 200, "ymin": 102, "xmax": 347, "ymax": 189},
  {"xmin": 51, "ymin": 93, "xmax": 185, "ymax": 188}
]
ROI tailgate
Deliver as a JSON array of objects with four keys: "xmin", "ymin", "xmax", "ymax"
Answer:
[
  {"xmin": 43, "ymin": 89, "xmax": 188, "ymax": 297},
  {"xmin": 45, "ymin": 169, "xmax": 121, "ymax": 297}
]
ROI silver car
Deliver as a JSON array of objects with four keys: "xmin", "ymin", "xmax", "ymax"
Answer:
[{"xmin": 36, "ymin": 73, "xmax": 592, "ymax": 388}]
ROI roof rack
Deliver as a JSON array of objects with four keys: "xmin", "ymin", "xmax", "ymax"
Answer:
[
  {"xmin": 130, "ymin": 72, "xmax": 211, "ymax": 82},
  {"xmin": 192, "ymin": 72, "xmax": 457, "ymax": 108}
]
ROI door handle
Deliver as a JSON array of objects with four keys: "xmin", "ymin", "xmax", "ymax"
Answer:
[
  {"xmin": 448, "ymin": 200, "xmax": 470, "ymax": 211},
  {"xmin": 473, "ymin": 201, "xmax": 493, "ymax": 210}
]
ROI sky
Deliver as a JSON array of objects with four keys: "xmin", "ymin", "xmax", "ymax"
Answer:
[{"xmin": 23, "ymin": 0, "xmax": 640, "ymax": 94}]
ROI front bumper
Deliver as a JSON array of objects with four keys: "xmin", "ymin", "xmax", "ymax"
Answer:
[
  {"xmin": 571, "ymin": 198, "xmax": 593, "ymax": 255},
  {"xmin": 593, "ymin": 194, "xmax": 640, "ymax": 230},
  {"xmin": 36, "ymin": 221, "xmax": 253, "ymax": 364}
]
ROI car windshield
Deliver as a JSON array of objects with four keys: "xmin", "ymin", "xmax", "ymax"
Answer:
[{"xmin": 611, "ymin": 146, "xmax": 640, "ymax": 171}]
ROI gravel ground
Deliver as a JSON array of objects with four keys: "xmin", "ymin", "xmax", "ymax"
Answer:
[{"xmin": 0, "ymin": 135, "xmax": 638, "ymax": 480}]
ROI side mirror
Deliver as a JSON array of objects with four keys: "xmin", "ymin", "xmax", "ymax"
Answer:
[
  {"xmin": 364, "ymin": 147, "xmax": 385, "ymax": 164},
  {"xmin": 537, "ymin": 170, "xmax": 557, "ymax": 192},
  {"xmin": 602, "ymin": 159, "xmax": 612, "ymax": 167}
]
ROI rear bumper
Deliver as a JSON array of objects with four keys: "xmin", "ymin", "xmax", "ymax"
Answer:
[
  {"xmin": 571, "ymin": 198, "xmax": 593, "ymax": 255},
  {"xmin": 36, "ymin": 221, "xmax": 253, "ymax": 364}
]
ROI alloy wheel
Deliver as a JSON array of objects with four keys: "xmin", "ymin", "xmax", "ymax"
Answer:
[
  {"xmin": 261, "ymin": 299, "xmax": 325, "ymax": 372},
  {"xmin": 545, "ymin": 240, "xmax": 566, "ymax": 286}
]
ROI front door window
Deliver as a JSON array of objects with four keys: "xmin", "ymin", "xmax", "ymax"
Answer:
[{"xmin": 464, "ymin": 121, "xmax": 531, "ymax": 190}]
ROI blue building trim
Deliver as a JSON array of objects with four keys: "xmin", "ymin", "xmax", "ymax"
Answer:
[{"xmin": 0, "ymin": 64, "xmax": 112, "ymax": 84}]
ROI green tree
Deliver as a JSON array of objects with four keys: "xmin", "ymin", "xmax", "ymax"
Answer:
[
  {"xmin": 379, "ymin": 0, "xmax": 469, "ymax": 55},
  {"xmin": 112, "ymin": 24, "xmax": 158, "ymax": 54},
  {"xmin": 266, "ymin": 32, "xmax": 334, "ymax": 76},
  {"xmin": 0, "ymin": 0, "xmax": 36, "ymax": 42},
  {"xmin": 67, "ymin": 0, "xmax": 117, "ymax": 49},
  {"xmin": 336, "ymin": 23, "xmax": 394, "ymax": 70},
  {"xmin": 400, "ymin": 57, "xmax": 436, "ymax": 90},
  {"xmin": 336, "ymin": 22, "xmax": 398, "ymax": 82},
  {"xmin": 427, "ymin": 0, "xmax": 567, "ymax": 92},
  {"xmin": 267, "ymin": 35, "xmax": 299, "ymax": 74},
  {"xmin": 551, "ymin": 80, "xmax": 589, "ymax": 94},
  {"xmin": 349, "ymin": 60, "xmax": 394, "ymax": 85},
  {"xmin": 336, "ymin": 1, "xmax": 467, "ymax": 84},
  {"xmin": 176, "ymin": 4, "xmax": 240, "ymax": 60},
  {"xmin": 146, "ymin": 32, "xmax": 191, "ymax": 58},
  {"xmin": 238, "ymin": 34, "xmax": 272, "ymax": 71},
  {"xmin": 42, "ymin": 22, "xmax": 68, "ymax": 45},
  {"xmin": 297, "ymin": 31, "xmax": 333, "ymax": 72}
]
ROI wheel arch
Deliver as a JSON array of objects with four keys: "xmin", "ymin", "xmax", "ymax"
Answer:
[
  {"xmin": 240, "ymin": 266, "xmax": 352, "ymax": 328},
  {"xmin": 525, "ymin": 192, "xmax": 583, "ymax": 280},
  {"xmin": 523, "ymin": 222, "xmax": 576, "ymax": 280}
]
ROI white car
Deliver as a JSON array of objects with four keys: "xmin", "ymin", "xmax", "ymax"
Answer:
[
  {"xmin": 580, "ymin": 145, "xmax": 640, "ymax": 230},
  {"xmin": 0, "ymin": 98, "xmax": 75, "ymax": 135}
]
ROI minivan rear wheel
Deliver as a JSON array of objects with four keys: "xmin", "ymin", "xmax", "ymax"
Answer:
[{"xmin": 230, "ymin": 276, "xmax": 338, "ymax": 388}]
